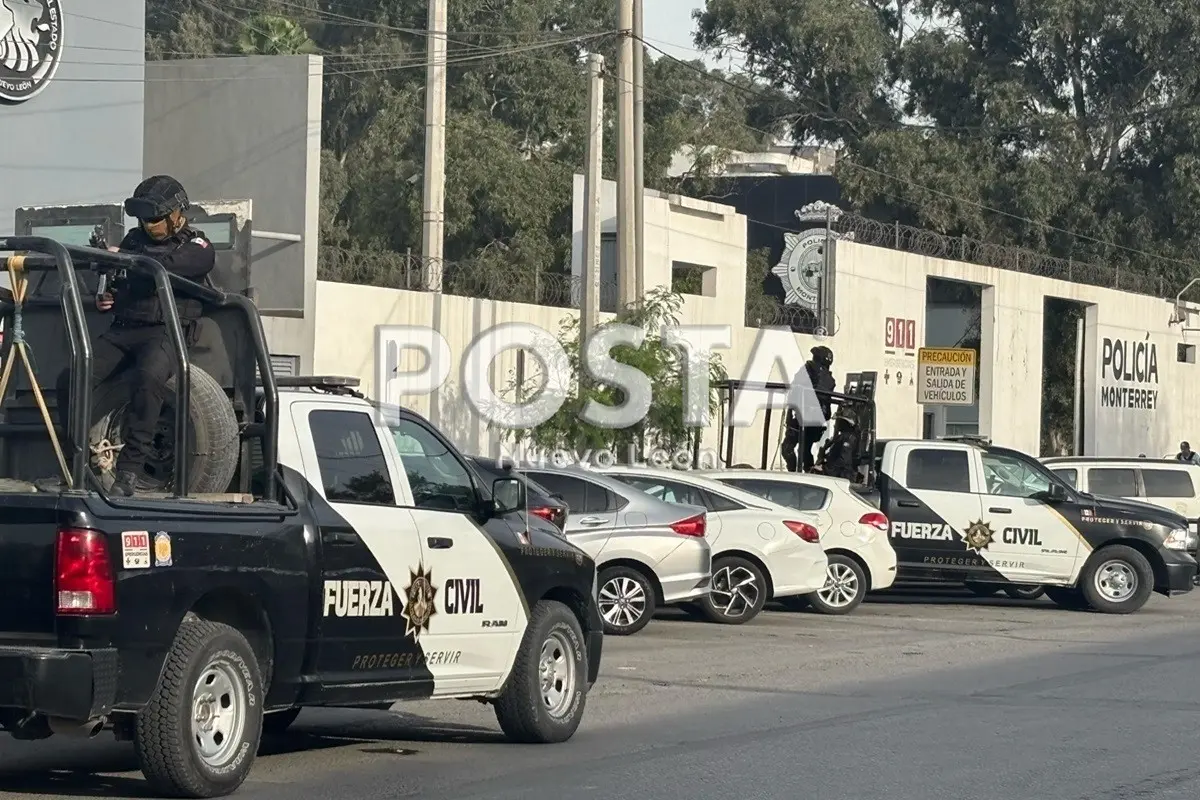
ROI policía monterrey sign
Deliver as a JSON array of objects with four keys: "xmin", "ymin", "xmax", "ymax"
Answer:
[
  {"xmin": 0, "ymin": 0, "xmax": 64, "ymax": 105},
  {"xmin": 1099, "ymin": 337, "xmax": 1158, "ymax": 410}
]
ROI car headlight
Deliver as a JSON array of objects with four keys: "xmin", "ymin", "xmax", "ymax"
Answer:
[{"xmin": 1163, "ymin": 528, "xmax": 1192, "ymax": 551}]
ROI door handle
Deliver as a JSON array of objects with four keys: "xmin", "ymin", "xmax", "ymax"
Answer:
[
  {"xmin": 897, "ymin": 500, "xmax": 920, "ymax": 508},
  {"xmin": 323, "ymin": 531, "xmax": 359, "ymax": 546},
  {"xmin": 427, "ymin": 537, "xmax": 453, "ymax": 549},
  {"xmin": 988, "ymin": 507, "xmax": 1012, "ymax": 514},
  {"xmin": 577, "ymin": 516, "xmax": 609, "ymax": 527}
]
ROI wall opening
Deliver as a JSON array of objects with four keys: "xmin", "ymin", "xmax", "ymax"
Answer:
[
  {"xmin": 1178, "ymin": 343, "xmax": 1196, "ymax": 364},
  {"xmin": 1040, "ymin": 297, "xmax": 1088, "ymax": 456},
  {"xmin": 923, "ymin": 278, "xmax": 983, "ymax": 439},
  {"xmin": 671, "ymin": 261, "xmax": 717, "ymax": 297}
]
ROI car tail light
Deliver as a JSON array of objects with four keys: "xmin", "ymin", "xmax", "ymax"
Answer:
[
  {"xmin": 784, "ymin": 520, "xmax": 821, "ymax": 543},
  {"xmin": 56, "ymin": 528, "xmax": 116, "ymax": 615},
  {"xmin": 859, "ymin": 512, "xmax": 889, "ymax": 532},
  {"xmin": 670, "ymin": 514, "xmax": 706, "ymax": 537}
]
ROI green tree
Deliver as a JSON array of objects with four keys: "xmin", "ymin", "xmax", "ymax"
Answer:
[
  {"xmin": 499, "ymin": 288, "xmax": 727, "ymax": 460},
  {"xmin": 236, "ymin": 14, "xmax": 318, "ymax": 55},
  {"xmin": 146, "ymin": 0, "xmax": 767, "ymax": 290}
]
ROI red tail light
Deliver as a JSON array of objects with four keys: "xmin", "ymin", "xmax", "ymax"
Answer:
[
  {"xmin": 55, "ymin": 528, "xmax": 116, "ymax": 615},
  {"xmin": 784, "ymin": 520, "xmax": 821, "ymax": 543},
  {"xmin": 530, "ymin": 506, "xmax": 566, "ymax": 529},
  {"xmin": 859, "ymin": 512, "xmax": 889, "ymax": 532},
  {"xmin": 670, "ymin": 514, "xmax": 706, "ymax": 537}
]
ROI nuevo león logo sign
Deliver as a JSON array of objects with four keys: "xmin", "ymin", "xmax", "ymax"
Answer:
[{"xmin": 0, "ymin": 0, "xmax": 63, "ymax": 105}]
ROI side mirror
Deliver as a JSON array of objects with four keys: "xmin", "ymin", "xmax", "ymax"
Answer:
[
  {"xmin": 492, "ymin": 477, "xmax": 526, "ymax": 515},
  {"xmin": 1037, "ymin": 483, "xmax": 1068, "ymax": 503}
]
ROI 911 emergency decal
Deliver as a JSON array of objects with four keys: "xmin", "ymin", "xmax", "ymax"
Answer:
[
  {"xmin": 324, "ymin": 580, "xmax": 396, "ymax": 617},
  {"xmin": 401, "ymin": 564, "xmax": 437, "ymax": 640}
]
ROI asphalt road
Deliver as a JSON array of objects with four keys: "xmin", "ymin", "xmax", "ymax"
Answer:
[{"xmin": 4, "ymin": 587, "xmax": 1200, "ymax": 800}]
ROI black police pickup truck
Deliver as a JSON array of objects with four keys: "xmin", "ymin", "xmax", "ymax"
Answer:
[{"xmin": 0, "ymin": 238, "xmax": 602, "ymax": 797}]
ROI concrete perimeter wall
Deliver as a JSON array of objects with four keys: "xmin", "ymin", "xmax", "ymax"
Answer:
[{"xmin": 311, "ymin": 229, "xmax": 1200, "ymax": 463}]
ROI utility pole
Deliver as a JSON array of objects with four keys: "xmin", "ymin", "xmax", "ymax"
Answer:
[
  {"xmin": 581, "ymin": 53, "xmax": 605, "ymax": 345},
  {"xmin": 632, "ymin": 0, "xmax": 645, "ymax": 302},
  {"xmin": 421, "ymin": 0, "xmax": 447, "ymax": 292},
  {"xmin": 616, "ymin": 0, "xmax": 637, "ymax": 307}
]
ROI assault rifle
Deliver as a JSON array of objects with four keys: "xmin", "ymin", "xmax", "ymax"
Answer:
[{"xmin": 88, "ymin": 224, "xmax": 126, "ymax": 300}]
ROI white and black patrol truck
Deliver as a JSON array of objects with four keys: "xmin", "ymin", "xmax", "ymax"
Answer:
[
  {"xmin": 0, "ymin": 237, "xmax": 602, "ymax": 798},
  {"xmin": 863, "ymin": 438, "xmax": 1198, "ymax": 613}
]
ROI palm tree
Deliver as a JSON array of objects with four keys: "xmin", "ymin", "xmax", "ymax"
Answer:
[{"xmin": 236, "ymin": 14, "xmax": 317, "ymax": 56}]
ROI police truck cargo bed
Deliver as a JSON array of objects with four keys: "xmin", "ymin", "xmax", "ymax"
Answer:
[
  {"xmin": 0, "ymin": 237, "xmax": 603, "ymax": 798},
  {"xmin": 872, "ymin": 438, "xmax": 1197, "ymax": 612}
]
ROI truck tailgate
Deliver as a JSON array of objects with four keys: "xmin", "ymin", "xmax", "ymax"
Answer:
[{"xmin": 0, "ymin": 497, "xmax": 65, "ymax": 636}]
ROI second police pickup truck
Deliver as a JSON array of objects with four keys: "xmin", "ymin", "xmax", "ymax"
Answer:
[
  {"xmin": 0, "ymin": 238, "xmax": 603, "ymax": 798},
  {"xmin": 866, "ymin": 437, "xmax": 1198, "ymax": 613}
]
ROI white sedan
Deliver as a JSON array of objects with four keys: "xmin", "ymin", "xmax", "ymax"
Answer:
[
  {"xmin": 591, "ymin": 465, "xmax": 829, "ymax": 625},
  {"xmin": 703, "ymin": 469, "xmax": 898, "ymax": 614}
]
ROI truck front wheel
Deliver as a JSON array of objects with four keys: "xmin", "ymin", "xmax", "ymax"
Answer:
[
  {"xmin": 1079, "ymin": 545, "xmax": 1155, "ymax": 614},
  {"xmin": 494, "ymin": 599, "xmax": 588, "ymax": 744},
  {"xmin": 134, "ymin": 619, "xmax": 264, "ymax": 797}
]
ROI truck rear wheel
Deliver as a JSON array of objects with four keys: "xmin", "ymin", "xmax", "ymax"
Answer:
[
  {"xmin": 494, "ymin": 599, "xmax": 588, "ymax": 744},
  {"xmin": 134, "ymin": 619, "xmax": 263, "ymax": 798},
  {"xmin": 91, "ymin": 364, "xmax": 239, "ymax": 494}
]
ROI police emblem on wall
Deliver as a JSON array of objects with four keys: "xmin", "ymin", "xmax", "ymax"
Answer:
[
  {"xmin": 770, "ymin": 201, "xmax": 852, "ymax": 310},
  {"xmin": 401, "ymin": 563, "xmax": 437, "ymax": 641},
  {"xmin": 0, "ymin": 0, "xmax": 64, "ymax": 105}
]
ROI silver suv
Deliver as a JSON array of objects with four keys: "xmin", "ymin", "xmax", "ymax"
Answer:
[{"xmin": 521, "ymin": 466, "xmax": 712, "ymax": 636}]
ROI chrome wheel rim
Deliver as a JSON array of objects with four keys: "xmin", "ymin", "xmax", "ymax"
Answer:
[
  {"xmin": 1094, "ymin": 560, "xmax": 1138, "ymax": 602},
  {"xmin": 817, "ymin": 562, "xmax": 860, "ymax": 608},
  {"xmin": 599, "ymin": 576, "xmax": 647, "ymax": 629},
  {"xmin": 710, "ymin": 564, "xmax": 760, "ymax": 617},
  {"xmin": 191, "ymin": 658, "xmax": 248, "ymax": 768},
  {"xmin": 539, "ymin": 630, "xmax": 577, "ymax": 718}
]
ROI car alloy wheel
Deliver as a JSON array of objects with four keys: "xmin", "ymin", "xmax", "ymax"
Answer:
[
  {"xmin": 817, "ymin": 562, "xmax": 860, "ymax": 608},
  {"xmin": 710, "ymin": 563, "xmax": 761, "ymax": 618},
  {"xmin": 599, "ymin": 576, "xmax": 647, "ymax": 628}
]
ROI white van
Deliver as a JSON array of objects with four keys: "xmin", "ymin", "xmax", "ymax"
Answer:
[{"xmin": 1041, "ymin": 457, "xmax": 1200, "ymax": 532}]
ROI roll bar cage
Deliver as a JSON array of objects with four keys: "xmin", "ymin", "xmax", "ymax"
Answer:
[
  {"xmin": 710, "ymin": 372, "xmax": 878, "ymax": 486},
  {"xmin": 0, "ymin": 236, "xmax": 278, "ymax": 500}
]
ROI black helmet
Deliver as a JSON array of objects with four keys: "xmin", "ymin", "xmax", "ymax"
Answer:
[
  {"xmin": 125, "ymin": 175, "xmax": 190, "ymax": 220},
  {"xmin": 811, "ymin": 345, "xmax": 833, "ymax": 366}
]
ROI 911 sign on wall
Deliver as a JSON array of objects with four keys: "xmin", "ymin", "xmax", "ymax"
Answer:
[{"xmin": 885, "ymin": 317, "xmax": 917, "ymax": 351}]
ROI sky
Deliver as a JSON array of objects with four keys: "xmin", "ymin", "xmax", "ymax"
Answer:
[{"xmin": 641, "ymin": 1, "xmax": 743, "ymax": 69}]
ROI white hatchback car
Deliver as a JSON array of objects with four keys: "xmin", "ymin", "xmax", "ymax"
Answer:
[
  {"xmin": 704, "ymin": 469, "xmax": 898, "ymax": 614},
  {"xmin": 592, "ymin": 466, "xmax": 829, "ymax": 625}
]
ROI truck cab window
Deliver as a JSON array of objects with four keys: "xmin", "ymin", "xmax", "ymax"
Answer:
[
  {"xmin": 906, "ymin": 449, "xmax": 970, "ymax": 492},
  {"xmin": 389, "ymin": 418, "xmax": 477, "ymax": 512},
  {"xmin": 980, "ymin": 452, "xmax": 1052, "ymax": 498},
  {"xmin": 309, "ymin": 410, "xmax": 396, "ymax": 505}
]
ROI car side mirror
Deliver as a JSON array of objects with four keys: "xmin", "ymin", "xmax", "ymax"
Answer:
[
  {"xmin": 491, "ymin": 477, "xmax": 526, "ymax": 516},
  {"xmin": 1037, "ymin": 483, "xmax": 1068, "ymax": 503}
]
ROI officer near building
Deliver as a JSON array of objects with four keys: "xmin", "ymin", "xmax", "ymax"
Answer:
[
  {"xmin": 812, "ymin": 412, "xmax": 860, "ymax": 481},
  {"xmin": 55, "ymin": 176, "xmax": 216, "ymax": 496},
  {"xmin": 781, "ymin": 345, "xmax": 837, "ymax": 472}
]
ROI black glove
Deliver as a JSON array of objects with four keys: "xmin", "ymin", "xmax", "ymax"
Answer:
[{"xmin": 88, "ymin": 225, "xmax": 107, "ymax": 250}]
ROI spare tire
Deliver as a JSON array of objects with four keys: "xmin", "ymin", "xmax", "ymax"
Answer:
[{"xmin": 89, "ymin": 364, "xmax": 239, "ymax": 494}]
